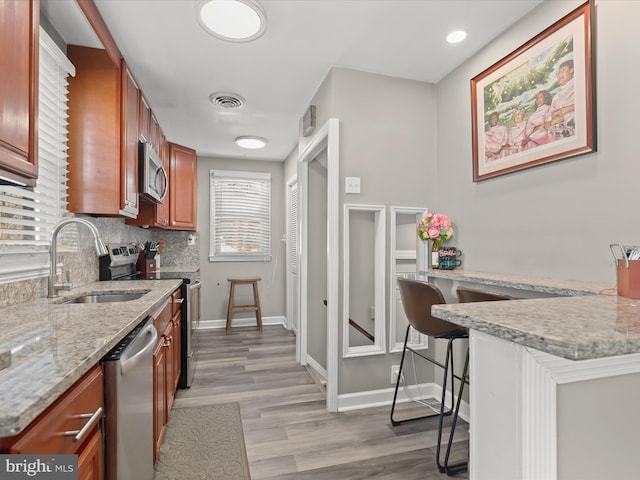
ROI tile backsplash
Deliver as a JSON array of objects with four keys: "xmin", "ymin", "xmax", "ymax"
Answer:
[{"xmin": 1, "ymin": 215, "xmax": 200, "ymax": 307}]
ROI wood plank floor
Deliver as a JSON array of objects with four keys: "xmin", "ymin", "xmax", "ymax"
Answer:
[{"xmin": 173, "ymin": 325, "xmax": 469, "ymax": 479}]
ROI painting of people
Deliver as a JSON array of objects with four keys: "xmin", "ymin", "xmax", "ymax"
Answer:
[{"xmin": 471, "ymin": 1, "xmax": 595, "ymax": 181}]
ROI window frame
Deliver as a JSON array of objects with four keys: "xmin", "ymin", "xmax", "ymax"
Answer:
[{"xmin": 209, "ymin": 169, "xmax": 272, "ymax": 262}]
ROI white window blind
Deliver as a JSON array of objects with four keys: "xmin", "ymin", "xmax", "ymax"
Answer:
[
  {"xmin": 0, "ymin": 29, "xmax": 74, "ymax": 282},
  {"xmin": 209, "ymin": 170, "xmax": 271, "ymax": 262}
]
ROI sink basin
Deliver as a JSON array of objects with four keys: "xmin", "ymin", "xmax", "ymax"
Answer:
[{"xmin": 60, "ymin": 292, "xmax": 147, "ymax": 304}]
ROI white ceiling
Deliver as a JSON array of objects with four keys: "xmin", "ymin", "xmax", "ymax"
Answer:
[{"xmin": 41, "ymin": 0, "xmax": 543, "ymax": 161}]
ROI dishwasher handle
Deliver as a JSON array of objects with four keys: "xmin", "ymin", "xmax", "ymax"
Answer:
[{"xmin": 120, "ymin": 324, "xmax": 158, "ymax": 376}]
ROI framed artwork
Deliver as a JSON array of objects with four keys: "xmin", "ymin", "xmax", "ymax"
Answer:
[{"xmin": 471, "ymin": 1, "xmax": 595, "ymax": 181}]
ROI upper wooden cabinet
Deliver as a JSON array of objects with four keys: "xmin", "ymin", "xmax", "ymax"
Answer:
[
  {"xmin": 0, "ymin": 0, "xmax": 39, "ymax": 186},
  {"xmin": 66, "ymin": 46, "xmax": 139, "ymax": 218},
  {"xmin": 169, "ymin": 143, "xmax": 197, "ymax": 231}
]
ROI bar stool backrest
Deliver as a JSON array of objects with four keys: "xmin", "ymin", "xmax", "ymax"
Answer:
[
  {"xmin": 456, "ymin": 286, "xmax": 516, "ymax": 303},
  {"xmin": 398, "ymin": 278, "xmax": 468, "ymax": 338}
]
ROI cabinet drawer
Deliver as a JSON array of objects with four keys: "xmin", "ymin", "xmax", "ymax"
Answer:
[
  {"xmin": 152, "ymin": 298, "xmax": 172, "ymax": 336},
  {"xmin": 171, "ymin": 287, "xmax": 183, "ymax": 316},
  {"xmin": 9, "ymin": 366, "xmax": 103, "ymax": 454}
]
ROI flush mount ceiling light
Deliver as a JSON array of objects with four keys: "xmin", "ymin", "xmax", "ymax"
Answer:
[
  {"xmin": 446, "ymin": 29, "xmax": 467, "ymax": 44},
  {"xmin": 197, "ymin": 0, "xmax": 266, "ymax": 42},
  {"xmin": 235, "ymin": 136, "xmax": 267, "ymax": 149}
]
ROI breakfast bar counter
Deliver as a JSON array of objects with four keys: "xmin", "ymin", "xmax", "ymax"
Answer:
[{"xmin": 423, "ymin": 269, "xmax": 640, "ymax": 480}]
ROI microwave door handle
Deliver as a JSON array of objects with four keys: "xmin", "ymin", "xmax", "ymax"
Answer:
[{"xmin": 155, "ymin": 167, "xmax": 168, "ymax": 202}]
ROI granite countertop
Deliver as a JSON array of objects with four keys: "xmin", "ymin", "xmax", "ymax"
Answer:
[
  {"xmin": 421, "ymin": 269, "xmax": 615, "ymax": 296},
  {"xmin": 0, "ymin": 279, "xmax": 182, "ymax": 438},
  {"xmin": 426, "ymin": 269, "xmax": 640, "ymax": 361}
]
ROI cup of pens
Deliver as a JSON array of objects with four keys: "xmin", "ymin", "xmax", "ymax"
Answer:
[{"xmin": 610, "ymin": 244, "xmax": 640, "ymax": 299}]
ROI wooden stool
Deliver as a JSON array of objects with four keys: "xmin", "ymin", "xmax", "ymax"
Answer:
[{"xmin": 226, "ymin": 277, "xmax": 262, "ymax": 334}]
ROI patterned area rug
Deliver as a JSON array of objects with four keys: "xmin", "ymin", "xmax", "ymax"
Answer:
[{"xmin": 154, "ymin": 403, "xmax": 251, "ymax": 480}]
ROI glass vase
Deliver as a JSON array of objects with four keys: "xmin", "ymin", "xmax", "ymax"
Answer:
[{"xmin": 431, "ymin": 240, "xmax": 441, "ymax": 269}]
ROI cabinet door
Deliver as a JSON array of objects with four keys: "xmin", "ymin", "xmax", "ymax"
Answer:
[
  {"xmin": 120, "ymin": 62, "xmax": 139, "ymax": 217},
  {"xmin": 153, "ymin": 339, "xmax": 167, "ymax": 464},
  {"xmin": 156, "ymin": 133, "xmax": 170, "ymax": 227},
  {"xmin": 0, "ymin": 0, "xmax": 39, "ymax": 186},
  {"xmin": 67, "ymin": 46, "xmax": 121, "ymax": 216},
  {"xmin": 139, "ymin": 95, "xmax": 151, "ymax": 143},
  {"xmin": 171, "ymin": 312, "xmax": 181, "ymax": 394},
  {"xmin": 169, "ymin": 143, "xmax": 197, "ymax": 230},
  {"xmin": 77, "ymin": 428, "xmax": 103, "ymax": 480}
]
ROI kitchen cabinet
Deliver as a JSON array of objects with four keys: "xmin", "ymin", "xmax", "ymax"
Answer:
[
  {"xmin": 66, "ymin": 46, "xmax": 138, "ymax": 218},
  {"xmin": 169, "ymin": 142, "xmax": 198, "ymax": 231},
  {"xmin": 153, "ymin": 337, "xmax": 167, "ymax": 463},
  {"xmin": 0, "ymin": 365, "xmax": 104, "ymax": 479},
  {"xmin": 0, "ymin": 0, "xmax": 39, "ymax": 186},
  {"xmin": 151, "ymin": 288, "xmax": 181, "ymax": 463}
]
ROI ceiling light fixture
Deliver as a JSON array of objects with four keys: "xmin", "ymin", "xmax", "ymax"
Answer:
[
  {"xmin": 197, "ymin": 0, "xmax": 266, "ymax": 43},
  {"xmin": 235, "ymin": 136, "xmax": 267, "ymax": 149},
  {"xmin": 446, "ymin": 29, "xmax": 467, "ymax": 44}
]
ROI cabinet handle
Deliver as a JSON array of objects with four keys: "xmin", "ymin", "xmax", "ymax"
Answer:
[
  {"xmin": 163, "ymin": 336, "xmax": 172, "ymax": 348},
  {"xmin": 64, "ymin": 407, "xmax": 103, "ymax": 442},
  {"xmin": 174, "ymin": 298, "xmax": 184, "ymax": 304}
]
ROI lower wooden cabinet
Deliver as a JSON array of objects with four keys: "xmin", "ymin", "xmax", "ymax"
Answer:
[
  {"xmin": 152, "ymin": 287, "xmax": 182, "ymax": 463},
  {"xmin": 0, "ymin": 366, "xmax": 104, "ymax": 479},
  {"xmin": 77, "ymin": 428, "xmax": 104, "ymax": 480}
]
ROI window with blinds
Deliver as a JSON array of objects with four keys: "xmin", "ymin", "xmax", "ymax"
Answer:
[
  {"xmin": 209, "ymin": 170, "xmax": 271, "ymax": 262},
  {"xmin": 0, "ymin": 29, "xmax": 74, "ymax": 282}
]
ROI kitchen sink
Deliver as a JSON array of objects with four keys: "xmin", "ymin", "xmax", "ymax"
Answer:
[{"xmin": 59, "ymin": 292, "xmax": 148, "ymax": 304}]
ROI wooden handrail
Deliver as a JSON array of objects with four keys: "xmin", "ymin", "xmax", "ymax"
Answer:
[
  {"xmin": 349, "ymin": 318, "xmax": 374, "ymax": 343},
  {"xmin": 323, "ymin": 299, "xmax": 374, "ymax": 343}
]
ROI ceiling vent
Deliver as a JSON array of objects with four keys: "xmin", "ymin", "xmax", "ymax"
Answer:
[{"xmin": 209, "ymin": 92, "xmax": 246, "ymax": 109}]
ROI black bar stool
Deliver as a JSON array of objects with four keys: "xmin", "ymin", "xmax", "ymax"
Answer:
[{"xmin": 389, "ymin": 278, "xmax": 468, "ymax": 476}]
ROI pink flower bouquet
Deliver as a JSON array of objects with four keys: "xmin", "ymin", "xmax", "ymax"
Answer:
[{"xmin": 417, "ymin": 212, "xmax": 453, "ymax": 243}]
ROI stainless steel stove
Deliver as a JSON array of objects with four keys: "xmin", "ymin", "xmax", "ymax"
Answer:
[{"xmin": 100, "ymin": 243, "xmax": 201, "ymax": 388}]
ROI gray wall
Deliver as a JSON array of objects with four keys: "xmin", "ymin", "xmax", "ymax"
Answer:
[
  {"xmin": 305, "ymin": 67, "xmax": 438, "ymax": 394},
  {"xmin": 435, "ymin": 0, "xmax": 639, "ymax": 284},
  {"xmin": 196, "ymin": 156, "xmax": 287, "ymax": 323}
]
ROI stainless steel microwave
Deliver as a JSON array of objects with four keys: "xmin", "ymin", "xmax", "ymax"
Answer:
[{"xmin": 139, "ymin": 141, "xmax": 167, "ymax": 203}]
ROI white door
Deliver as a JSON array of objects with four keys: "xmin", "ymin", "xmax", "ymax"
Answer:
[{"xmin": 286, "ymin": 179, "xmax": 298, "ymax": 333}]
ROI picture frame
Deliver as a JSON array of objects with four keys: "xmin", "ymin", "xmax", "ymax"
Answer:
[{"xmin": 471, "ymin": 1, "xmax": 595, "ymax": 181}]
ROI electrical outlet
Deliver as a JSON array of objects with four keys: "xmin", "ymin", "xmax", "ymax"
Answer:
[{"xmin": 391, "ymin": 365, "xmax": 404, "ymax": 385}]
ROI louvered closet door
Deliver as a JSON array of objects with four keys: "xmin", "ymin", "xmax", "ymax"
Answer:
[{"xmin": 287, "ymin": 181, "xmax": 298, "ymax": 333}]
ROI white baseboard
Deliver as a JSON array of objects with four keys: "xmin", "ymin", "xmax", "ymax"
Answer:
[
  {"xmin": 199, "ymin": 316, "xmax": 287, "ymax": 330},
  {"xmin": 305, "ymin": 355, "xmax": 327, "ymax": 380},
  {"xmin": 337, "ymin": 382, "xmax": 470, "ymax": 423}
]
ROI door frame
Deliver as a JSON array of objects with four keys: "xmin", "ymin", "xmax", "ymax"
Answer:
[{"xmin": 297, "ymin": 118, "xmax": 339, "ymax": 412}]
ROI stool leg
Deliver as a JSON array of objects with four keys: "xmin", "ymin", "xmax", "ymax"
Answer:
[
  {"xmin": 253, "ymin": 281, "xmax": 262, "ymax": 331},
  {"xmin": 443, "ymin": 347, "xmax": 469, "ymax": 475},
  {"xmin": 226, "ymin": 282, "xmax": 235, "ymax": 334}
]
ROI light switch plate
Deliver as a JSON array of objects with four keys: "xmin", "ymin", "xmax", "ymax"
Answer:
[{"xmin": 345, "ymin": 176, "xmax": 361, "ymax": 194}]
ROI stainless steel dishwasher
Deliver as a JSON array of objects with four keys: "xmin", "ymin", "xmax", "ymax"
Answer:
[{"xmin": 102, "ymin": 316, "xmax": 158, "ymax": 480}]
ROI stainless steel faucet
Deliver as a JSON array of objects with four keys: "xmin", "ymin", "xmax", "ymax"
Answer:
[{"xmin": 48, "ymin": 217, "xmax": 109, "ymax": 297}]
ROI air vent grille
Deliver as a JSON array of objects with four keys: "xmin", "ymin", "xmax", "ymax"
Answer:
[{"xmin": 209, "ymin": 92, "xmax": 246, "ymax": 109}]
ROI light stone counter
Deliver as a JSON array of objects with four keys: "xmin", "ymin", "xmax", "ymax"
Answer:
[
  {"xmin": 422, "ymin": 270, "xmax": 640, "ymax": 479},
  {"xmin": 421, "ymin": 268, "xmax": 614, "ymax": 296},
  {"xmin": 432, "ymin": 295, "xmax": 640, "ymax": 361},
  {"xmin": 0, "ymin": 279, "xmax": 182, "ymax": 438},
  {"xmin": 423, "ymin": 269, "xmax": 632, "ymax": 360}
]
